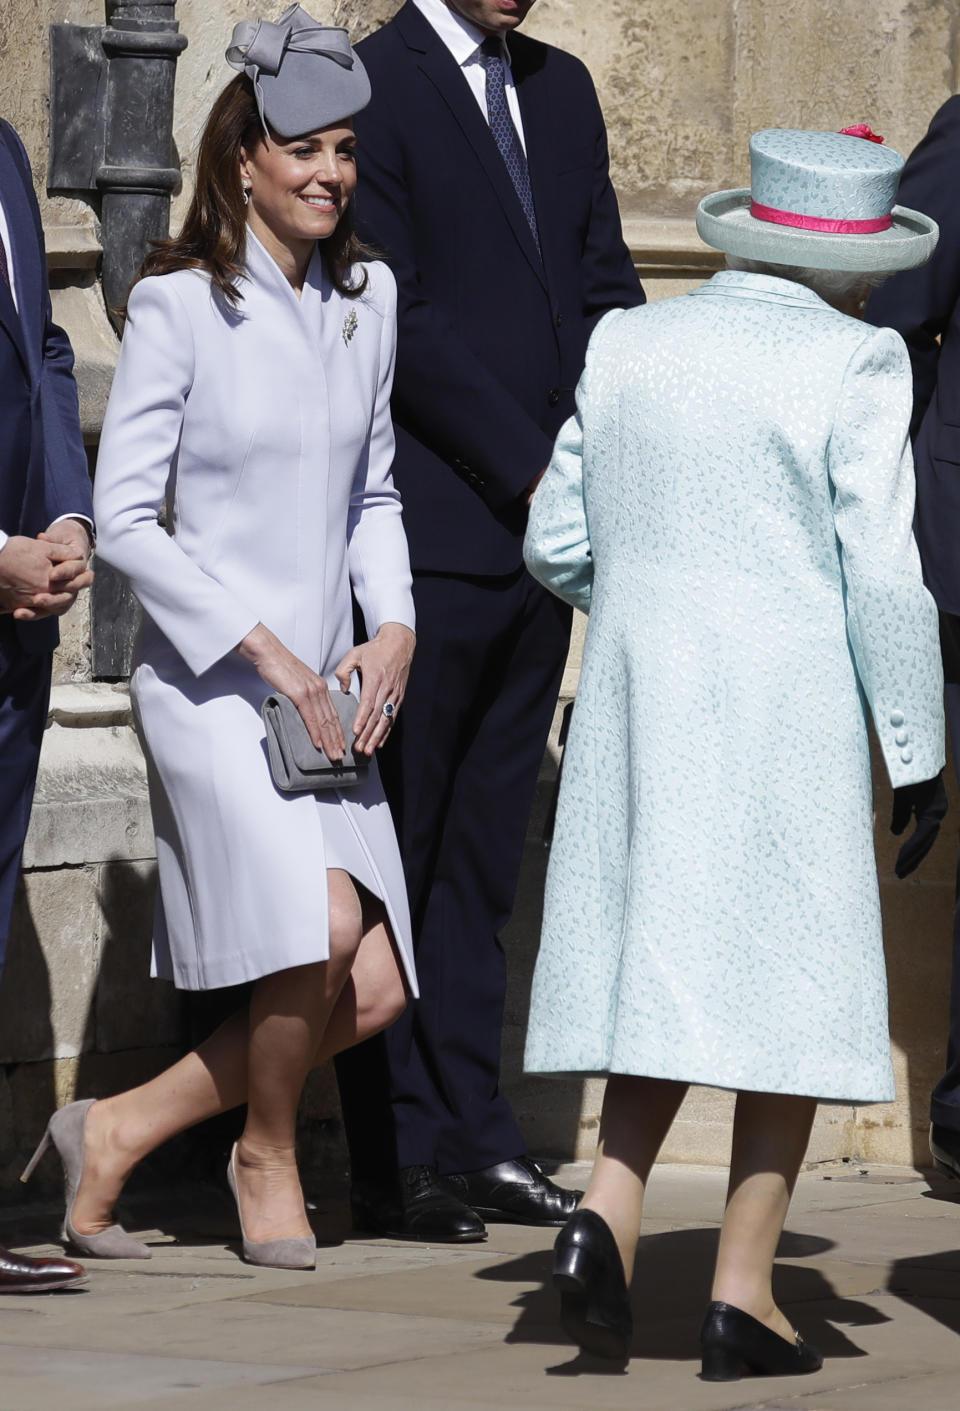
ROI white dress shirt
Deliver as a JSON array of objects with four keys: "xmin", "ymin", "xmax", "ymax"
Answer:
[
  {"xmin": 0, "ymin": 193, "xmax": 92, "ymax": 558},
  {"xmin": 0, "ymin": 197, "xmax": 19, "ymax": 314},
  {"xmin": 412, "ymin": 0, "xmax": 527, "ymax": 152},
  {"xmin": 0, "ymin": 196, "xmax": 17, "ymax": 556}
]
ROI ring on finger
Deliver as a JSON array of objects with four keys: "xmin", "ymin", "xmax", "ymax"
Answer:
[{"xmin": 381, "ymin": 701, "xmax": 396, "ymax": 721}]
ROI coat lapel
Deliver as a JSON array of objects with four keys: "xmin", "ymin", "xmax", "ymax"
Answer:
[
  {"xmin": 0, "ymin": 130, "xmax": 35, "ymax": 381},
  {"xmin": 395, "ymin": 2, "xmax": 547, "ymax": 291}
]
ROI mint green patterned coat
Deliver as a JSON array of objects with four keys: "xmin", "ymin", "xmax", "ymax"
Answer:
[{"xmin": 522, "ymin": 270, "xmax": 944, "ymax": 1102}]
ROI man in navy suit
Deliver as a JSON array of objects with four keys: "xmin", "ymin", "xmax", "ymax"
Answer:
[
  {"xmin": 867, "ymin": 98, "xmax": 960, "ymax": 1185},
  {"xmin": 0, "ymin": 116, "xmax": 93, "ymax": 1291},
  {"xmin": 334, "ymin": 0, "xmax": 644, "ymax": 1241}
]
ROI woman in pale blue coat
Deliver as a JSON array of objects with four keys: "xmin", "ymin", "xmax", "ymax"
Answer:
[
  {"xmin": 523, "ymin": 129, "xmax": 946, "ymax": 1378},
  {"xmin": 21, "ymin": 12, "xmax": 417, "ymax": 1274}
]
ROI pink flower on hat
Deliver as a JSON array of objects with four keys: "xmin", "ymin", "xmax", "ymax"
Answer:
[{"xmin": 840, "ymin": 124, "xmax": 885, "ymax": 144}]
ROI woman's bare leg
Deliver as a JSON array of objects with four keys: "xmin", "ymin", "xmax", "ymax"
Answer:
[
  {"xmin": 310, "ymin": 892, "xmax": 406, "ymax": 1063},
  {"xmin": 578, "ymin": 1074, "xmax": 688, "ymax": 1279},
  {"xmin": 70, "ymin": 874, "xmax": 405, "ymax": 1237},
  {"xmin": 711, "ymin": 1090, "xmax": 817, "ymax": 1341},
  {"xmin": 231, "ymin": 869, "xmax": 365, "ymax": 1241}
]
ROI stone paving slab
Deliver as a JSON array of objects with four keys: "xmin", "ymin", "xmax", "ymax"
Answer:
[
  {"xmin": 0, "ymin": 1161, "xmax": 957, "ymax": 1411},
  {"xmin": 0, "ymin": 1346, "xmax": 321, "ymax": 1411}
]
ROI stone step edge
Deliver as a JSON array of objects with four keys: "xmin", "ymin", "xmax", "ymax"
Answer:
[{"xmin": 47, "ymin": 682, "xmax": 133, "ymax": 728}]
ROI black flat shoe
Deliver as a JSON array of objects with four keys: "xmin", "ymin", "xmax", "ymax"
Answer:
[
  {"xmin": 351, "ymin": 1167, "xmax": 487, "ymax": 1243},
  {"xmin": 444, "ymin": 1156, "xmax": 582, "ymax": 1226},
  {"xmin": 699, "ymin": 1301, "xmax": 822, "ymax": 1381},
  {"xmin": 552, "ymin": 1208, "xmax": 632, "ymax": 1360}
]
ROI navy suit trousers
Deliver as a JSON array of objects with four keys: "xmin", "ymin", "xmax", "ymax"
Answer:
[
  {"xmin": 335, "ymin": 569, "xmax": 571, "ymax": 1175},
  {"xmin": 0, "ymin": 622, "xmax": 51, "ymax": 966},
  {"xmin": 931, "ymin": 613, "xmax": 960, "ymax": 1130}
]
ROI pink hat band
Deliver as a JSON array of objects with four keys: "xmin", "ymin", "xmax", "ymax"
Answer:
[{"xmin": 749, "ymin": 200, "xmax": 893, "ymax": 235}]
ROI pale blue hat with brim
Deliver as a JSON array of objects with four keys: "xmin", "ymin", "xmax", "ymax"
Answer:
[{"xmin": 696, "ymin": 127, "xmax": 938, "ymax": 271}]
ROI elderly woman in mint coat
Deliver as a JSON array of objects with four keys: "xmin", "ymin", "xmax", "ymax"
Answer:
[{"xmin": 523, "ymin": 128, "xmax": 946, "ymax": 1379}]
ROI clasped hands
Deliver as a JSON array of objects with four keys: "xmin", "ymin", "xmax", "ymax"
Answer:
[
  {"xmin": 239, "ymin": 620, "xmax": 416, "ymax": 763},
  {"xmin": 0, "ymin": 519, "xmax": 94, "ymax": 620}
]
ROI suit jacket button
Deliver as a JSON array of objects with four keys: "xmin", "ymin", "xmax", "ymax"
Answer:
[
  {"xmin": 548, "ymin": 388, "xmax": 560, "ymax": 407},
  {"xmin": 890, "ymin": 710, "xmax": 905, "ymax": 727},
  {"xmin": 901, "ymin": 748, "xmax": 914, "ymax": 764},
  {"xmin": 895, "ymin": 730, "xmax": 909, "ymax": 746},
  {"xmin": 555, "ymin": 313, "xmax": 564, "ymax": 328}
]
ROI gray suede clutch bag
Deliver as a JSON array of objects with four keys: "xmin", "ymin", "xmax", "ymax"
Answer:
[{"xmin": 261, "ymin": 689, "xmax": 368, "ymax": 793}]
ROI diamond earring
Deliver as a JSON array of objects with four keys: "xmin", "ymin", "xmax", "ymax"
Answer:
[{"xmin": 242, "ymin": 185, "xmax": 251, "ymax": 206}]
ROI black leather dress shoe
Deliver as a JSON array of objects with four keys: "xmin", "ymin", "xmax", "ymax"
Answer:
[
  {"xmin": 443, "ymin": 1156, "xmax": 582, "ymax": 1226},
  {"xmin": 930, "ymin": 1123, "xmax": 960, "ymax": 1179},
  {"xmin": 700, "ymin": 1302, "xmax": 822, "ymax": 1381},
  {"xmin": 0, "ymin": 1245, "xmax": 86, "ymax": 1294},
  {"xmin": 351, "ymin": 1166, "xmax": 487, "ymax": 1243},
  {"xmin": 553, "ymin": 1208, "xmax": 632, "ymax": 1359}
]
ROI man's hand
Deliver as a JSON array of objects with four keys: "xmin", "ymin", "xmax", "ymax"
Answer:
[
  {"xmin": 0, "ymin": 535, "xmax": 63, "ymax": 612},
  {"xmin": 40, "ymin": 517, "xmax": 92, "ymax": 563},
  {"xmin": 0, "ymin": 525, "xmax": 94, "ymax": 621},
  {"xmin": 526, "ymin": 467, "xmax": 547, "ymax": 506},
  {"xmin": 20, "ymin": 519, "xmax": 95, "ymax": 619}
]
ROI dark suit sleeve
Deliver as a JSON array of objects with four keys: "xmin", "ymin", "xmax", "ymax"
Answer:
[
  {"xmin": 866, "ymin": 97, "xmax": 960, "ymax": 438},
  {"xmin": 577, "ymin": 70, "xmax": 644, "ymax": 327},
  {"xmin": 39, "ymin": 313, "xmax": 92, "ymax": 528},
  {"xmin": 353, "ymin": 93, "xmax": 554, "ymax": 511},
  {"xmin": 3, "ymin": 122, "xmax": 92, "ymax": 528}
]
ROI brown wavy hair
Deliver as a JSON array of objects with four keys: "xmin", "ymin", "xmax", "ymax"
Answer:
[{"xmin": 136, "ymin": 74, "xmax": 370, "ymax": 305}]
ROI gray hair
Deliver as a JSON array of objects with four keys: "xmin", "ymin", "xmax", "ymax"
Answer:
[{"xmin": 725, "ymin": 255, "xmax": 892, "ymax": 305}]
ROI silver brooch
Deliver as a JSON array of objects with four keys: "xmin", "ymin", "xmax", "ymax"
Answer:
[{"xmin": 342, "ymin": 309, "xmax": 358, "ymax": 345}]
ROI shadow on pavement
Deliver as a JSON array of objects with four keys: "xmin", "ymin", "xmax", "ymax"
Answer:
[
  {"xmin": 888, "ymin": 1245, "xmax": 960, "ymax": 1343},
  {"xmin": 478, "ymin": 1226, "xmax": 888, "ymax": 1371}
]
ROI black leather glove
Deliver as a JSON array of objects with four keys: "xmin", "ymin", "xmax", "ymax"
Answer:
[{"xmin": 890, "ymin": 773, "xmax": 948, "ymax": 878}]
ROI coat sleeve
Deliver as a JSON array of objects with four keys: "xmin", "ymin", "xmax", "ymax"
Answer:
[
  {"xmin": 93, "ymin": 277, "xmax": 259, "ymax": 677},
  {"xmin": 348, "ymin": 266, "xmax": 415, "ymax": 638},
  {"xmin": 523, "ymin": 403, "xmax": 592, "ymax": 613},
  {"xmin": 3, "ymin": 121, "xmax": 93, "ymax": 527},
  {"xmin": 864, "ymin": 96, "xmax": 960, "ymax": 437},
  {"xmin": 828, "ymin": 326, "xmax": 945, "ymax": 787},
  {"xmin": 523, "ymin": 318, "xmax": 616, "ymax": 614},
  {"xmin": 352, "ymin": 92, "xmax": 554, "ymax": 511}
]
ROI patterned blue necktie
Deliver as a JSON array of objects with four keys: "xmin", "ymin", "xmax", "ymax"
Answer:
[
  {"xmin": 479, "ymin": 37, "xmax": 540, "ymax": 254},
  {"xmin": 0, "ymin": 227, "xmax": 11, "ymax": 294}
]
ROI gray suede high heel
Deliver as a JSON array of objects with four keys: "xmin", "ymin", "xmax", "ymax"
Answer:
[
  {"xmin": 20, "ymin": 1098, "xmax": 151, "ymax": 1260},
  {"xmin": 226, "ymin": 1144, "xmax": 316, "ymax": 1270}
]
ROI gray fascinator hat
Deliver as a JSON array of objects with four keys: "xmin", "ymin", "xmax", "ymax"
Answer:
[{"xmin": 226, "ymin": 3, "xmax": 371, "ymax": 138}]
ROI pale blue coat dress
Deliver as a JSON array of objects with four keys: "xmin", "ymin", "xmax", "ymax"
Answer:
[
  {"xmin": 522, "ymin": 270, "xmax": 945, "ymax": 1103},
  {"xmin": 94, "ymin": 236, "xmax": 417, "ymax": 994}
]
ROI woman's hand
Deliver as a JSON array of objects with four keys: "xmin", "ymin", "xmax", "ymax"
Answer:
[
  {"xmin": 238, "ymin": 623, "xmax": 346, "ymax": 761},
  {"xmin": 890, "ymin": 772, "xmax": 948, "ymax": 878},
  {"xmin": 334, "ymin": 622, "xmax": 416, "ymax": 756}
]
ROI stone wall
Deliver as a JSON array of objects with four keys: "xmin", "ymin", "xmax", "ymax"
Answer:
[{"xmin": 1, "ymin": 1, "xmax": 958, "ymax": 1192}]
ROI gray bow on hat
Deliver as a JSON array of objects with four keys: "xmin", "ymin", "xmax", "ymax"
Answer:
[{"xmin": 226, "ymin": 4, "xmax": 370, "ymax": 138}]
